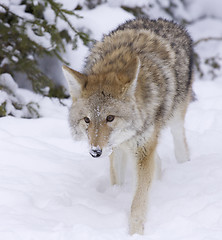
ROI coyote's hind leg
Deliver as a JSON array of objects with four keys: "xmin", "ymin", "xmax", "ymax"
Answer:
[{"xmin": 170, "ymin": 102, "xmax": 190, "ymax": 163}]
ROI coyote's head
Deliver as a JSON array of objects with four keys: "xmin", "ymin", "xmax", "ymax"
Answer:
[{"xmin": 62, "ymin": 57, "xmax": 141, "ymax": 158}]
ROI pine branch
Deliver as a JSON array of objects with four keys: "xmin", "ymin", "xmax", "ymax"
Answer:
[
  {"xmin": 0, "ymin": 0, "xmax": 92, "ymax": 104},
  {"xmin": 47, "ymin": 0, "xmax": 81, "ymax": 34},
  {"xmin": 46, "ymin": 0, "xmax": 91, "ymax": 45}
]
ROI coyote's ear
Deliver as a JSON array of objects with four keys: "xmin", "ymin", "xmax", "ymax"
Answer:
[
  {"xmin": 62, "ymin": 65, "xmax": 87, "ymax": 100},
  {"xmin": 120, "ymin": 56, "xmax": 141, "ymax": 96}
]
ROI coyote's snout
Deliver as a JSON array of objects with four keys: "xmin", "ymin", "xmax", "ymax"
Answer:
[
  {"xmin": 90, "ymin": 146, "xmax": 102, "ymax": 158},
  {"xmin": 62, "ymin": 18, "xmax": 193, "ymax": 235}
]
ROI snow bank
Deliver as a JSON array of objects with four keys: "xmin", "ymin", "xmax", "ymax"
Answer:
[{"xmin": 0, "ymin": 73, "xmax": 39, "ymax": 118}]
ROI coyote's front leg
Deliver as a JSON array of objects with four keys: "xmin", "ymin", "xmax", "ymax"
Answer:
[
  {"xmin": 110, "ymin": 146, "xmax": 127, "ymax": 186},
  {"xmin": 129, "ymin": 135, "xmax": 158, "ymax": 235}
]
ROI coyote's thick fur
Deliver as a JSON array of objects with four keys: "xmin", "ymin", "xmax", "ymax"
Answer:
[{"xmin": 62, "ymin": 18, "xmax": 193, "ymax": 235}]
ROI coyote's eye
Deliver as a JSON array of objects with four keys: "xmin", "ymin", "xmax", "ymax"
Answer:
[
  {"xmin": 106, "ymin": 115, "xmax": 115, "ymax": 122},
  {"xmin": 84, "ymin": 117, "xmax": 90, "ymax": 124}
]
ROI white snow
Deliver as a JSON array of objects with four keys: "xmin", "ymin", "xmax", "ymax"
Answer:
[
  {"xmin": 76, "ymin": 4, "xmax": 133, "ymax": 40},
  {"xmin": 1, "ymin": 0, "xmax": 222, "ymax": 239},
  {"xmin": 0, "ymin": 73, "xmax": 18, "ymax": 93},
  {"xmin": 187, "ymin": 0, "xmax": 222, "ymax": 20},
  {"xmin": 0, "ymin": 74, "xmax": 40, "ymax": 118}
]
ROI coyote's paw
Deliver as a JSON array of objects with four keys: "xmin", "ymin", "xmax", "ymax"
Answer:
[{"xmin": 129, "ymin": 216, "xmax": 144, "ymax": 235}]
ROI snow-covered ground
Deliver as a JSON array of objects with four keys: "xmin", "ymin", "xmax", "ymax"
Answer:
[
  {"xmin": 1, "ymin": 77, "xmax": 222, "ymax": 240},
  {"xmin": 1, "ymin": 1, "xmax": 222, "ymax": 239}
]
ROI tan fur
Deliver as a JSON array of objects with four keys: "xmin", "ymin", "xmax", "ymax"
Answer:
[
  {"xmin": 129, "ymin": 130, "xmax": 158, "ymax": 235},
  {"xmin": 87, "ymin": 118, "xmax": 110, "ymax": 149},
  {"xmin": 62, "ymin": 18, "xmax": 193, "ymax": 235}
]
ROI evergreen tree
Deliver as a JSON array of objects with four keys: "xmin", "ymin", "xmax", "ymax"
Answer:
[
  {"xmin": 0, "ymin": 0, "xmax": 90, "ymax": 97},
  {"xmin": 0, "ymin": 0, "xmax": 90, "ymax": 117}
]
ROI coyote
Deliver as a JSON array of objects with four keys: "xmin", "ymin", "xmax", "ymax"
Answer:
[{"xmin": 62, "ymin": 18, "xmax": 193, "ymax": 235}]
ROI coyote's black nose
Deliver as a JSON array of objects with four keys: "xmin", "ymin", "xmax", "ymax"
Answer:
[{"xmin": 90, "ymin": 148, "xmax": 102, "ymax": 158}]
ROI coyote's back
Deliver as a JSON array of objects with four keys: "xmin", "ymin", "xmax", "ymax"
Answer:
[
  {"xmin": 62, "ymin": 18, "xmax": 193, "ymax": 235},
  {"xmin": 83, "ymin": 18, "xmax": 193, "ymax": 127}
]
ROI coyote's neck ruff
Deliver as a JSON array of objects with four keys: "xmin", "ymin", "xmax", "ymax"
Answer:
[{"xmin": 62, "ymin": 18, "xmax": 193, "ymax": 235}]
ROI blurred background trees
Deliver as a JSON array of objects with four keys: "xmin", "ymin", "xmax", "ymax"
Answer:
[
  {"xmin": 0, "ymin": 0, "xmax": 90, "ymax": 117},
  {"xmin": 0, "ymin": 0, "xmax": 90, "ymax": 96},
  {"xmin": 0, "ymin": 0, "xmax": 221, "ymax": 118}
]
